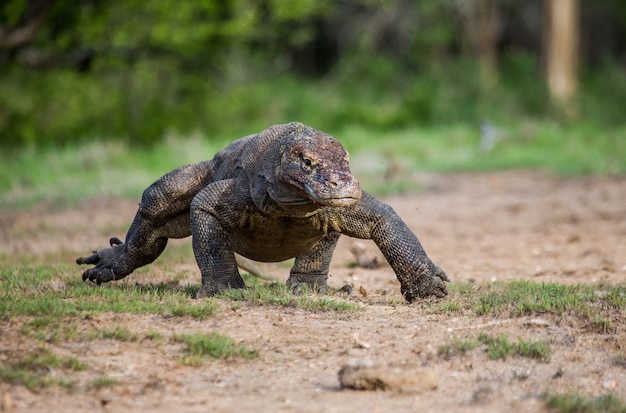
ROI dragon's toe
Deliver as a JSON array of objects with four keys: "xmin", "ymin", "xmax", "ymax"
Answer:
[
  {"xmin": 401, "ymin": 261, "xmax": 449, "ymax": 302},
  {"xmin": 81, "ymin": 267, "xmax": 116, "ymax": 284},
  {"xmin": 76, "ymin": 252, "xmax": 100, "ymax": 265},
  {"xmin": 429, "ymin": 276, "xmax": 448, "ymax": 298},
  {"xmin": 433, "ymin": 264, "xmax": 450, "ymax": 283},
  {"xmin": 77, "ymin": 244, "xmax": 131, "ymax": 285}
]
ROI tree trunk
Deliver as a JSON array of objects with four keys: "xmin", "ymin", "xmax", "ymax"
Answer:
[
  {"xmin": 457, "ymin": 0, "xmax": 499, "ymax": 88},
  {"xmin": 544, "ymin": 0, "xmax": 579, "ymax": 111}
]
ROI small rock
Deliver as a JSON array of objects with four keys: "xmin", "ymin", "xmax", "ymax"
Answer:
[
  {"xmin": 552, "ymin": 367, "xmax": 565, "ymax": 379},
  {"xmin": 353, "ymin": 340, "xmax": 371, "ymax": 350},
  {"xmin": 351, "ymin": 333, "xmax": 371, "ymax": 349},
  {"xmin": 100, "ymin": 393, "xmax": 113, "ymax": 407},
  {"xmin": 349, "ymin": 242, "xmax": 379, "ymax": 269},
  {"xmin": 338, "ymin": 362, "xmax": 438, "ymax": 394},
  {"xmin": 602, "ymin": 380, "xmax": 617, "ymax": 390}
]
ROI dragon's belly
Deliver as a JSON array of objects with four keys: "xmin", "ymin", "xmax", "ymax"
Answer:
[{"xmin": 228, "ymin": 215, "xmax": 325, "ymax": 262}]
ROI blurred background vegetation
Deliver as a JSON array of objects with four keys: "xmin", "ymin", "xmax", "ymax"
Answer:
[{"xmin": 1, "ymin": 0, "xmax": 625, "ymax": 205}]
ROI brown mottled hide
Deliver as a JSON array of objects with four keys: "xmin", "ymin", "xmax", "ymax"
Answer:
[{"xmin": 77, "ymin": 122, "xmax": 448, "ymax": 302}]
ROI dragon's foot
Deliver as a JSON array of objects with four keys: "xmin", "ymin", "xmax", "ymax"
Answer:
[
  {"xmin": 286, "ymin": 272, "xmax": 351, "ymax": 296},
  {"xmin": 76, "ymin": 237, "xmax": 132, "ymax": 285},
  {"xmin": 401, "ymin": 261, "xmax": 449, "ymax": 303},
  {"xmin": 286, "ymin": 272, "xmax": 325, "ymax": 294},
  {"xmin": 196, "ymin": 278, "xmax": 247, "ymax": 299},
  {"xmin": 289, "ymin": 282, "xmax": 352, "ymax": 296}
]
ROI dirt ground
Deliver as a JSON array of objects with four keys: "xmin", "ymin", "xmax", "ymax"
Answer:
[{"xmin": 1, "ymin": 171, "xmax": 625, "ymax": 412}]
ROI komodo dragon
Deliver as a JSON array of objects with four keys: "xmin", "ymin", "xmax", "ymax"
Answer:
[{"xmin": 77, "ymin": 122, "xmax": 449, "ymax": 302}]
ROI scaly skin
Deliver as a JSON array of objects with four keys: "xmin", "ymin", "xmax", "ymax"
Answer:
[{"xmin": 77, "ymin": 122, "xmax": 449, "ymax": 302}]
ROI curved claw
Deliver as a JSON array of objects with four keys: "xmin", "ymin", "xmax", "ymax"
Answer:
[
  {"xmin": 337, "ymin": 284, "xmax": 353, "ymax": 295},
  {"xmin": 433, "ymin": 264, "xmax": 450, "ymax": 283},
  {"xmin": 289, "ymin": 282, "xmax": 309, "ymax": 295},
  {"xmin": 81, "ymin": 268, "xmax": 95, "ymax": 283},
  {"xmin": 81, "ymin": 267, "xmax": 97, "ymax": 282},
  {"xmin": 110, "ymin": 237, "xmax": 124, "ymax": 247},
  {"xmin": 82, "ymin": 267, "xmax": 116, "ymax": 284}
]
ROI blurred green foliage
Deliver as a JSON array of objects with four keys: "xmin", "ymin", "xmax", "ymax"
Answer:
[
  {"xmin": 0, "ymin": 0, "xmax": 625, "ymax": 147},
  {"xmin": 0, "ymin": 0, "xmax": 335, "ymax": 145},
  {"xmin": 2, "ymin": 0, "xmax": 626, "ymax": 207},
  {"xmin": 3, "ymin": 52, "xmax": 625, "ymax": 147}
]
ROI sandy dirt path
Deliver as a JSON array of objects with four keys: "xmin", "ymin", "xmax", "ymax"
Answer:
[{"xmin": 1, "ymin": 171, "xmax": 625, "ymax": 412}]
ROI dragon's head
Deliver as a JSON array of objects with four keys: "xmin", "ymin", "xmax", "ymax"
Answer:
[{"xmin": 277, "ymin": 124, "xmax": 362, "ymax": 208}]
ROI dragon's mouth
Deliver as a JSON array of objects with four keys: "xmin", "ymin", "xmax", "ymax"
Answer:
[{"xmin": 304, "ymin": 183, "xmax": 361, "ymax": 207}]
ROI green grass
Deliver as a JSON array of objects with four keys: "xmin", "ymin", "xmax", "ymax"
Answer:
[
  {"xmin": 217, "ymin": 273, "xmax": 362, "ymax": 312},
  {"xmin": 0, "ymin": 136, "xmax": 223, "ymax": 208},
  {"xmin": 3, "ymin": 264, "xmax": 620, "ymax": 322},
  {"xmin": 1, "ymin": 51, "xmax": 625, "ymax": 208},
  {"xmin": 0, "ymin": 264, "xmax": 219, "ymax": 320},
  {"xmin": 145, "ymin": 330, "xmax": 165, "ymax": 342},
  {"xmin": 545, "ymin": 393, "xmax": 626, "ymax": 413},
  {"xmin": 3, "ymin": 265, "xmax": 619, "ymax": 327},
  {"xmin": 174, "ymin": 332, "xmax": 258, "ymax": 365},
  {"xmin": 468, "ymin": 281, "xmax": 624, "ymax": 318},
  {"xmin": 85, "ymin": 326, "xmax": 140, "ymax": 342},
  {"xmin": 477, "ymin": 333, "xmax": 551, "ymax": 362},
  {"xmin": 1, "ymin": 263, "xmax": 360, "ymax": 347},
  {"xmin": 1, "ymin": 262, "xmax": 358, "ymax": 319},
  {"xmin": 90, "ymin": 376, "xmax": 117, "ymax": 390},
  {"xmin": 0, "ymin": 347, "xmax": 87, "ymax": 391},
  {"xmin": 1, "ymin": 119, "xmax": 625, "ymax": 208},
  {"xmin": 1, "ymin": 261, "xmax": 623, "ymax": 397},
  {"xmin": 438, "ymin": 333, "xmax": 551, "ymax": 362},
  {"xmin": 437, "ymin": 337, "xmax": 480, "ymax": 358},
  {"xmin": 437, "ymin": 299, "xmax": 462, "ymax": 313},
  {"xmin": 431, "ymin": 281, "xmax": 625, "ymax": 330},
  {"xmin": 477, "ymin": 333, "xmax": 515, "ymax": 360},
  {"xmin": 344, "ymin": 121, "xmax": 626, "ymax": 176},
  {"xmin": 515, "ymin": 337, "xmax": 551, "ymax": 361},
  {"xmin": 20, "ymin": 318, "xmax": 82, "ymax": 343},
  {"xmin": 1, "ymin": 255, "xmax": 622, "ymax": 397}
]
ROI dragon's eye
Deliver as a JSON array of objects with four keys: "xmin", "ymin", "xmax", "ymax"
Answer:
[{"xmin": 300, "ymin": 153, "xmax": 313, "ymax": 168}]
